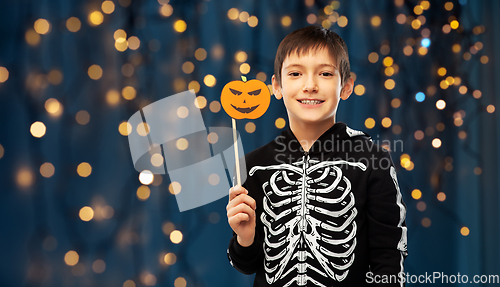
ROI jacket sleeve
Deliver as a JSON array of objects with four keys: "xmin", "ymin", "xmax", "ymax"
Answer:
[
  {"xmin": 226, "ymin": 163, "xmax": 264, "ymax": 275},
  {"xmin": 227, "ymin": 229, "xmax": 264, "ymax": 275},
  {"xmin": 366, "ymin": 150, "xmax": 408, "ymax": 286}
]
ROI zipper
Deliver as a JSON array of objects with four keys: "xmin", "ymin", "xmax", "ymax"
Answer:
[{"xmin": 299, "ymin": 151, "xmax": 309, "ymax": 232}]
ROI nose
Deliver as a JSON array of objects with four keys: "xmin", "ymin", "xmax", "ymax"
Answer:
[{"xmin": 303, "ymin": 75, "xmax": 318, "ymax": 93}]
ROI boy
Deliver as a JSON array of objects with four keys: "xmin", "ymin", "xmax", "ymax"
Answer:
[{"xmin": 226, "ymin": 25, "xmax": 407, "ymax": 286}]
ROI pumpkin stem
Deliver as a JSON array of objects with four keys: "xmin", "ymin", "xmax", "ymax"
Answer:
[{"xmin": 241, "ymin": 75, "xmax": 247, "ymax": 82}]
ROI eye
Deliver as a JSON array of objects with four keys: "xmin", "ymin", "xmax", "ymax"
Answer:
[
  {"xmin": 321, "ymin": 72, "xmax": 333, "ymax": 77},
  {"xmin": 248, "ymin": 89, "xmax": 261, "ymax": 96},
  {"xmin": 229, "ymin": 88, "xmax": 242, "ymax": 95},
  {"xmin": 288, "ymin": 72, "xmax": 301, "ymax": 77}
]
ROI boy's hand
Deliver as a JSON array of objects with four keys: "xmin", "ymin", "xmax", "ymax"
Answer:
[{"xmin": 226, "ymin": 185, "xmax": 257, "ymax": 247}]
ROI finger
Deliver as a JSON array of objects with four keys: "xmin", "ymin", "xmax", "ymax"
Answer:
[
  {"xmin": 228, "ymin": 185, "xmax": 248, "ymax": 202},
  {"xmin": 228, "ymin": 213, "xmax": 250, "ymax": 226},
  {"xmin": 226, "ymin": 193, "xmax": 256, "ymax": 211},
  {"xmin": 227, "ymin": 202, "xmax": 255, "ymax": 219}
]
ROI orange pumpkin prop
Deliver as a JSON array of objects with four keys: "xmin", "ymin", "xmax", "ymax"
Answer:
[{"xmin": 221, "ymin": 78, "xmax": 271, "ymax": 119}]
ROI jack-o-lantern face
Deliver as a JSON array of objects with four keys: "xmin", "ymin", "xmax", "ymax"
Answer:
[{"xmin": 221, "ymin": 79, "xmax": 271, "ymax": 119}]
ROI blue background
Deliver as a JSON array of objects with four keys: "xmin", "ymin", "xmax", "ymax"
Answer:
[{"xmin": 0, "ymin": 0, "xmax": 499, "ymax": 286}]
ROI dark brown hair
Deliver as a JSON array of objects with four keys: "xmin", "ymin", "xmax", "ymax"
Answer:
[{"xmin": 274, "ymin": 25, "xmax": 351, "ymax": 87}]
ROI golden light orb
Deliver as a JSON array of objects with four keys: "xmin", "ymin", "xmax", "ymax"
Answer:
[
  {"xmin": 66, "ymin": 17, "xmax": 81, "ymax": 32},
  {"xmin": 174, "ymin": 20, "xmax": 187, "ymax": 33},
  {"xmin": 89, "ymin": 11, "xmax": 104, "ymax": 26},
  {"xmin": 34, "ymin": 19, "xmax": 51, "ymax": 35},
  {"xmin": 77, "ymin": 162, "xmax": 92, "ymax": 177},
  {"xmin": 30, "ymin": 121, "xmax": 46, "ymax": 138},
  {"xmin": 101, "ymin": 1, "xmax": 115, "ymax": 14},
  {"xmin": 79, "ymin": 206, "xmax": 94, "ymax": 221}
]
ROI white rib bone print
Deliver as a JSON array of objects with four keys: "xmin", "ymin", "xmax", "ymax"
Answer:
[{"xmin": 249, "ymin": 156, "xmax": 367, "ymax": 286}]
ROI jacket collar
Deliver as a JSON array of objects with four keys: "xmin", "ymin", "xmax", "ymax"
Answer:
[{"xmin": 277, "ymin": 122, "xmax": 370, "ymax": 157}]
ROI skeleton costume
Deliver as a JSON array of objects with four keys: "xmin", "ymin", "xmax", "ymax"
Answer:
[{"xmin": 228, "ymin": 122, "xmax": 408, "ymax": 287}]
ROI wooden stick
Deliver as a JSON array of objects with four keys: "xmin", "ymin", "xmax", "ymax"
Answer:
[{"xmin": 232, "ymin": 118, "xmax": 241, "ymax": 186}]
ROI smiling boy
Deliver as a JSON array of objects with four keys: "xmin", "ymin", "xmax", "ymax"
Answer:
[{"xmin": 226, "ymin": 26, "xmax": 408, "ymax": 286}]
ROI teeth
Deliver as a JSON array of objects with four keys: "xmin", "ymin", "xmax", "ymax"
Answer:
[{"xmin": 300, "ymin": 100, "xmax": 322, "ymax": 105}]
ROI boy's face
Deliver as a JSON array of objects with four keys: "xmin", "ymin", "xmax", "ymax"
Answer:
[{"xmin": 272, "ymin": 47, "xmax": 353, "ymax": 128}]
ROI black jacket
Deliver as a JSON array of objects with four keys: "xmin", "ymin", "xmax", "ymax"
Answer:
[{"xmin": 227, "ymin": 122, "xmax": 408, "ymax": 286}]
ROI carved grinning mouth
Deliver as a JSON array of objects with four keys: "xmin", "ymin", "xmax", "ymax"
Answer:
[{"xmin": 231, "ymin": 104, "xmax": 260, "ymax": 113}]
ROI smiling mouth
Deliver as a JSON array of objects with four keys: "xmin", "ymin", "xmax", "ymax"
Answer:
[
  {"xmin": 298, "ymin": 99, "xmax": 324, "ymax": 105},
  {"xmin": 231, "ymin": 104, "xmax": 260, "ymax": 113}
]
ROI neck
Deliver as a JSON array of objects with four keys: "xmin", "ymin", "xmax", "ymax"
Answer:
[{"xmin": 289, "ymin": 118, "xmax": 336, "ymax": 152}]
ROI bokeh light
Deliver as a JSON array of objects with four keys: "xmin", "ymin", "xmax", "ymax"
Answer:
[
  {"xmin": 76, "ymin": 110, "xmax": 90, "ymax": 125},
  {"xmin": 227, "ymin": 8, "xmax": 239, "ymax": 20},
  {"xmin": 0, "ymin": 67, "xmax": 9, "ymax": 83},
  {"xmin": 17, "ymin": 168, "xmax": 34, "ymax": 188},
  {"xmin": 460, "ymin": 227, "xmax": 470, "ymax": 236},
  {"xmin": 164, "ymin": 253, "xmax": 177, "ymax": 265},
  {"xmin": 391, "ymin": 98, "xmax": 401, "ymax": 108},
  {"xmin": 364, "ymin": 118, "xmax": 375, "ymax": 129},
  {"xmin": 415, "ymin": 92, "xmax": 425, "ymax": 102},
  {"xmin": 174, "ymin": 20, "xmax": 187, "ymax": 32},
  {"xmin": 239, "ymin": 63, "xmax": 250, "ymax": 74},
  {"xmin": 65, "ymin": 251, "xmax": 79, "ymax": 266},
  {"xmin": 204, "ymin": 75, "xmax": 216, "ymax": 87},
  {"xmin": 432, "ymin": 138, "xmax": 442, "ymax": 148},
  {"xmin": 45, "ymin": 98, "xmax": 63, "ymax": 116},
  {"xmin": 174, "ymin": 277, "xmax": 187, "ymax": 287},
  {"xmin": 92, "ymin": 259, "xmax": 106, "ymax": 273},
  {"xmin": 275, "ymin": 118, "xmax": 286, "ymax": 129},
  {"xmin": 118, "ymin": 121, "xmax": 132, "ymax": 136},
  {"xmin": 411, "ymin": 189, "xmax": 422, "ymax": 200},
  {"xmin": 160, "ymin": 4, "xmax": 173, "ymax": 17},
  {"xmin": 281, "ymin": 16, "xmax": 292, "ymax": 27},
  {"xmin": 176, "ymin": 138, "xmax": 188, "ymax": 151},
  {"xmin": 436, "ymin": 99, "xmax": 446, "ymax": 110},
  {"xmin": 195, "ymin": 48, "xmax": 207, "ymax": 61},
  {"xmin": 245, "ymin": 122, "xmax": 256, "ymax": 133},
  {"xmin": 170, "ymin": 230, "xmax": 183, "ymax": 244},
  {"xmin": 77, "ymin": 162, "xmax": 92, "ymax": 177},
  {"xmin": 66, "ymin": 17, "xmax": 81, "ymax": 32},
  {"xmin": 235, "ymin": 51, "xmax": 248, "ymax": 63},
  {"xmin": 137, "ymin": 185, "xmax": 151, "ymax": 201},
  {"xmin": 169, "ymin": 182, "xmax": 182, "ymax": 195},
  {"xmin": 381, "ymin": 117, "xmax": 392, "ymax": 128},
  {"xmin": 101, "ymin": 1, "xmax": 115, "ymax": 14},
  {"xmin": 371, "ymin": 16, "xmax": 381, "ymax": 27},
  {"xmin": 384, "ymin": 79, "xmax": 396, "ymax": 90},
  {"xmin": 122, "ymin": 86, "xmax": 137, "ymax": 100},
  {"xmin": 194, "ymin": 96, "xmax": 207, "ymax": 109},
  {"xmin": 40, "ymin": 162, "xmax": 55, "ymax": 178},
  {"xmin": 139, "ymin": 170, "xmax": 154, "ymax": 185},
  {"xmin": 368, "ymin": 52, "xmax": 379, "ymax": 63},
  {"xmin": 437, "ymin": 192, "xmax": 446, "ymax": 201},
  {"xmin": 79, "ymin": 206, "xmax": 94, "ymax": 221},
  {"xmin": 354, "ymin": 84, "xmax": 365, "ymax": 96},
  {"xmin": 88, "ymin": 65, "xmax": 103, "ymax": 80},
  {"xmin": 88, "ymin": 11, "xmax": 104, "ymax": 26},
  {"xmin": 209, "ymin": 101, "xmax": 221, "ymax": 113},
  {"xmin": 30, "ymin": 121, "xmax": 46, "ymax": 138},
  {"xmin": 34, "ymin": 19, "xmax": 50, "ymax": 34}
]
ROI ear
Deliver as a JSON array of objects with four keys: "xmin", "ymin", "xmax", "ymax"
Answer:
[
  {"xmin": 271, "ymin": 75, "xmax": 282, "ymax": 100},
  {"xmin": 340, "ymin": 78, "xmax": 354, "ymax": 100}
]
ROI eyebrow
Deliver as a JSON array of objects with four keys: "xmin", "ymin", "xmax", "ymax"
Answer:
[{"xmin": 284, "ymin": 63, "xmax": 337, "ymax": 70}]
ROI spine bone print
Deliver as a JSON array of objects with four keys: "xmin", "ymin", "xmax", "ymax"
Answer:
[{"xmin": 250, "ymin": 157, "xmax": 367, "ymax": 286}]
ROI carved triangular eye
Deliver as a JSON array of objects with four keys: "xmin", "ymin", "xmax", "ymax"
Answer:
[
  {"xmin": 248, "ymin": 89, "xmax": 261, "ymax": 96},
  {"xmin": 229, "ymin": 88, "xmax": 242, "ymax": 95}
]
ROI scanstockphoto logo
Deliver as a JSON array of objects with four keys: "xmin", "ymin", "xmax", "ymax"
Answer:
[{"xmin": 127, "ymin": 90, "xmax": 246, "ymax": 212}]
